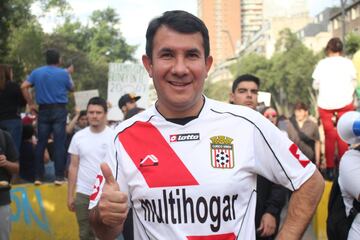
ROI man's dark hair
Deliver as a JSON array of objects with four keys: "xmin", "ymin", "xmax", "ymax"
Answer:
[
  {"xmin": 145, "ymin": 10, "xmax": 210, "ymax": 60},
  {"xmin": 232, "ymin": 74, "xmax": 260, "ymax": 93},
  {"xmin": 325, "ymin": 37, "xmax": 343, "ymax": 54},
  {"xmin": 79, "ymin": 110, "xmax": 87, "ymax": 118},
  {"xmin": 45, "ymin": 49, "xmax": 60, "ymax": 65},
  {"xmin": 294, "ymin": 102, "xmax": 308, "ymax": 111},
  {"xmin": 87, "ymin": 97, "xmax": 108, "ymax": 113}
]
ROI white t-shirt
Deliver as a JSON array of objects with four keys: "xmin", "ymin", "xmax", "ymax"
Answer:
[
  {"xmin": 312, "ymin": 56, "xmax": 356, "ymax": 110},
  {"xmin": 339, "ymin": 149, "xmax": 360, "ymax": 240},
  {"xmin": 90, "ymin": 97, "xmax": 316, "ymax": 239},
  {"xmin": 68, "ymin": 126, "xmax": 114, "ymax": 195}
]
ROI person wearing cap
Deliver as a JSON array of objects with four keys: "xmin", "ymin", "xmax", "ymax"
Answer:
[{"xmin": 118, "ymin": 93, "xmax": 141, "ymax": 119}]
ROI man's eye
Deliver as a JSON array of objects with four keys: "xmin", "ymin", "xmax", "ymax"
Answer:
[{"xmin": 160, "ymin": 52, "xmax": 172, "ymax": 58}]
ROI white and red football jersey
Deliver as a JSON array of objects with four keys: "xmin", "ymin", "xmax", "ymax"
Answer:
[{"xmin": 90, "ymin": 97, "xmax": 316, "ymax": 240}]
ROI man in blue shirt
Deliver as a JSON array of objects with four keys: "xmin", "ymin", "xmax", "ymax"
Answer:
[{"xmin": 21, "ymin": 48, "xmax": 74, "ymax": 185}]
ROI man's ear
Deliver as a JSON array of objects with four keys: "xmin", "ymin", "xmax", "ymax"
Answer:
[
  {"xmin": 229, "ymin": 92, "xmax": 235, "ymax": 103},
  {"xmin": 142, "ymin": 55, "xmax": 153, "ymax": 78}
]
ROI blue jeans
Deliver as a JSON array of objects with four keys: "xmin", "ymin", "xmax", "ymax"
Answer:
[
  {"xmin": 35, "ymin": 108, "xmax": 67, "ymax": 180},
  {"xmin": 0, "ymin": 118, "xmax": 22, "ymax": 153}
]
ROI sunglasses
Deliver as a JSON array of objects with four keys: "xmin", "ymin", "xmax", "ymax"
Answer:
[{"xmin": 264, "ymin": 112, "xmax": 277, "ymax": 118}]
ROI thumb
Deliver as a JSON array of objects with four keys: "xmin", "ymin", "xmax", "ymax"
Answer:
[{"xmin": 100, "ymin": 162, "xmax": 120, "ymax": 190}]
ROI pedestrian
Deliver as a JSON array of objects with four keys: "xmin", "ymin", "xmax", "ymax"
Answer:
[
  {"xmin": 312, "ymin": 37, "xmax": 357, "ymax": 180},
  {"xmin": 118, "ymin": 93, "xmax": 141, "ymax": 119},
  {"xmin": 67, "ymin": 97, "xmax": 114, "ymax": 240},
  {"xmin": 21, "ymin": 48, "xmax": 74, "ymax": 185},
  {"xmin": 89, "ymin": 10, "xmax": 324, "ymax": 239},
  {"xmin": 0, "ymin": 128, "xmax": 19, "ymax": 240},
  {"xmin": 0, "ymin": 64, "xmax": 26, "ymax": 153},
  {"xmin": 289, "ymin": 102, "xmax": 321, "ymax": 166},
  {"xmin": 230, "ymin": 74, "xmax": 288, "ymax": 240}
]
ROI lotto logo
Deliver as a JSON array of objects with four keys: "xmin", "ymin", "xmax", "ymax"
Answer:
[{"xmin": 170, "ymin": 133, "xmax": 200, "ymax": 142}]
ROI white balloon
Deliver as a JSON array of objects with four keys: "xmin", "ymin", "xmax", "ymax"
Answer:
[{"xmin": 337, "ymin": 111, "xmax": 360, "ymax": 144}]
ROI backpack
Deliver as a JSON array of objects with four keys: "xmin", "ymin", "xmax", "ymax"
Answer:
[{"xmin": 327, "ymin": 175, "xmax": 360, "ymax": 240}]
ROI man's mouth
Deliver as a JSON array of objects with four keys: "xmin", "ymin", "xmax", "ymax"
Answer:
[{"xmin": 168, "ymin": 81, "xmax": 191, "ymax": 87}]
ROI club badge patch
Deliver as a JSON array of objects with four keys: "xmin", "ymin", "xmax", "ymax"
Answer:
[{"xmin": 210, "ymin": 136, "xmax": 234, "ymax": 169}]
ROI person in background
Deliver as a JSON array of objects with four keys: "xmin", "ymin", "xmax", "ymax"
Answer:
[
  {"xmin": 289, "ymin": 102, "xmax": 321, "ymax": 167},
  {"xmin": 336, "ymin": 111, "xmax": 360, "ymax": 240},
  {"xmin": 0, "ymin": 64, "xmax": 26, "ymax": 153},
  {"xmin": 231, "ymin": 74, "xmax": 288, "ymax": 240},
  {"xmin": 118, "ymin": 93, "xmax": 141, "ymax": 119},
  {"xmin": 66, "ymin": 109, "xmax": 88, "ymax": 136},
  {"xmin": 312, "ymin": 37, "xmax": 357, "ymax": 180},
  {"xmin": 0, "ymin": 128, "xmax": 19, "ymax": 240},
  {"xmin": 21, "ymin": 49, "xmax": 74, "ymax": 185},
  {"xmin": 67, "ymin": 97, "xmax": 114, "ymax": 240},
  {"xmin": 89, "ymin": 11, "xmax": 324, "ymax": 239}
]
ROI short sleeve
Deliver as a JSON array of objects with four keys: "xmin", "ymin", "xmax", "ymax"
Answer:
[
  {"xmin": 68, "ymin": 132, "xmax": 79, "ymax": 155},
  {"xmin": 252, "ymin": 115, "xmax": 316, "ymax": 191}
]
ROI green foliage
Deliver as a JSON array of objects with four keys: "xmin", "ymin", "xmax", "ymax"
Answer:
[
  {"xmin": 204, "ymin": 79, "xmax": 232, "ymax": 102},
  {"xmin": 228, "ymin": 28, "xmax": 320, "ymax": 115},
  {"xmin": 2, "ymin": 2, "xmax": 137, "ymax": 102},
  {"xmin": 345, "ymin": 32, "xmax": 360, "ymax": 56}
]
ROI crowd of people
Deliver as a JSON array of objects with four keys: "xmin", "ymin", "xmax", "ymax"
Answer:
[{"xmin": 0, "ymin": 9, "xmax": 359, "ymax": 240}]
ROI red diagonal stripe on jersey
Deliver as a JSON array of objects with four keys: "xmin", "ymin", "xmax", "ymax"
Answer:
[
  {"xmin": 118, "ymin": 121, "xmax": 199, "ymax": 188},
  {"xmin": 289, "ymin": 143, "xmax": 310, "ymax": 168},
  {"xmin": 187, "ymin": 233, "xmax": 236, "ymax": 240}
]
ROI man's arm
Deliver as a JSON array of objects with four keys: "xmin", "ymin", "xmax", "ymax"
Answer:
[
  {"xmin": 0, "ymin": 155, "xmax": 19, "ymax": 174},
  {"xmin": 20, "ymin": 80, "xmax": 36, "ymax": 113},
  {"xmin": 89, "ymin": 163, "xmax": 128, "ymax": 240},
  {"xmin": 66, "ymin": 108, "xmax": 80, "ymax": 134},
  {"xmin": 67, "ymin": 154, "xmax": 79, "ymax": 212},
  {"xmin": 277, "ymin": 169, "xmax": 324, "ymax": 239}
]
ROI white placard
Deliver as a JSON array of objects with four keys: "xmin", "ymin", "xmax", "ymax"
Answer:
[
  {"xmin": 74, "ymin": 89, "xmax": 99, "ymax": 110},
  {"xmin": 107, "ymin": 63, "xmax": 150, "ymax": 121},
  {"xmin": 258, "ymin": 91, "xmax": 271, "ymax": 107}
]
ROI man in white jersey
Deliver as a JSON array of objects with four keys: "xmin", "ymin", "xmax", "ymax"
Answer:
[
  {"xmin": 67, "ymin": 97, "xmax": 114, "ymax": 240},
  {"xmin": 89, "ymin": 10, "xmax": 324, "ymax": 240}
]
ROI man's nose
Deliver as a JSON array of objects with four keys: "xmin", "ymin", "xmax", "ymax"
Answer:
[{"xmin": 172, "ymin": 57, "xmax": 189, "ymax": 76}]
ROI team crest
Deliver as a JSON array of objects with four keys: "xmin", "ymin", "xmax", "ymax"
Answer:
[{"xmin": 210, "ymin": 136, "xmax": 234, "ymax": 169}]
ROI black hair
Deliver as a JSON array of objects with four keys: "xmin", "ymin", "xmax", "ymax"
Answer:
[
  {"xmin": 232, "ymin": 74, "xmax": 260, "ymax": 93},
  {"xmin": 45, "ymin": 49, "xmax": 60, "ymax": 65},
  {"xmin": 79, "ymin": 110, "xmax": 87, "ymax": 118},
  {"xmin": 145, "ymin": 10, "xmax": 210, "ymax": 60},
  {"xmin": 325, "ymin": 37, "xmax": 343, "ymax": 54},
  {"xmin": 87, "ymin": 97, "xmax": 108, "ymax": 113}
]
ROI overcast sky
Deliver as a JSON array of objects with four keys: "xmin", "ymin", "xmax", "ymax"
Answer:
[{"xmin": 33, "ymin": 0, "xmax": 340, "ymax": 61}]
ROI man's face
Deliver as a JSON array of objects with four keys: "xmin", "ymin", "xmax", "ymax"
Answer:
[
  {"xmin": 295, "ymin": 109, "xmax": 307, "ymax": 122},
  {"xmin": 124, "ymin": 101, "xmax": 137, "ymax": 113},
  {"xmin": 142, "ymin": 26, "xmax": 213, "ymax": 117},
  {"xmin": 86, "ymin": 104, "xmax": 107, "ymax": 128},
  {"xmin": 230, "ymin": 81, "xmax": 259, "ymax": 110},
  {"xmin": 77, "ymin": 115, "xmax": 88, "ymax": 129}
]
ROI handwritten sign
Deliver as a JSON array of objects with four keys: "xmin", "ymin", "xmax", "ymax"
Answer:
[
  {"xmin": 74, "ymin": 89, "xmax": 99, "ymax": 110},
  {"xmin": 107, "ymin": 63, "xmax": 150, "ymax": 121}
]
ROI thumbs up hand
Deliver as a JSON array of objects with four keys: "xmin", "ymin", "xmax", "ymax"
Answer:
[{"xmin": 97, "ymin": 162, "xmax": 128, "ymax": 227}]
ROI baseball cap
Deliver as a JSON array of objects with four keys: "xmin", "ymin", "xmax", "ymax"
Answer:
[{"xmin": 118, "ymin": 93, "xmax": 141, "ymax": 109}]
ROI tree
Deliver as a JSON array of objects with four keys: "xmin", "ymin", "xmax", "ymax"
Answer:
[
  {"xmin": 345, "ymin": 32, "xmax": 360, "ymax": 56},
  {"xmin": 268, "ymin": 29, "xmax": 320, "ymax": 115}
]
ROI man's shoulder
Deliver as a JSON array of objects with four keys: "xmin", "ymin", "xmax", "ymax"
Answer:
[{"xmin": 206, "ymin": 97, "xmax": 261, "ymax": 119}]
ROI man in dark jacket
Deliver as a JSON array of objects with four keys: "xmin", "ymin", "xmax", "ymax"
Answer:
[{"xmin": 230, "ymin": 74, "xmax": 288, "ymax": 239}]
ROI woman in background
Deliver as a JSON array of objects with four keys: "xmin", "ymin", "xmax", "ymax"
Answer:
[{"xmin": 0, "ymin": 64, "xmax": 26, "ymax": 152}]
